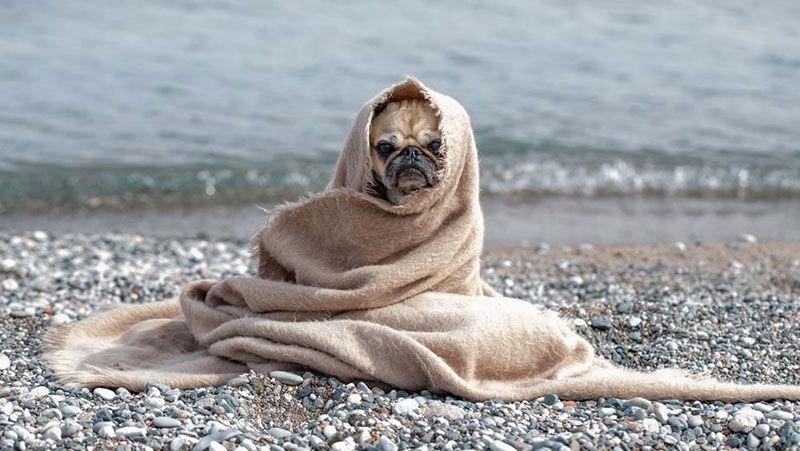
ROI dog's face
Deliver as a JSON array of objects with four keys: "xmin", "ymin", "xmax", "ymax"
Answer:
[{"xmin": 369, "ymin": 100, "xmax": 442, "ymax": 205}]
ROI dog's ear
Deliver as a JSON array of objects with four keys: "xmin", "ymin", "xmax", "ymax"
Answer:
[{"xmin": 373, "ymin": 102, "xmax": 388, "ymax": 118}]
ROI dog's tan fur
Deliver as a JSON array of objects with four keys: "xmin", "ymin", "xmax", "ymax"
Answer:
[{"xmin": 369, "ymin": 100, "xmax": 441, "ymax": 204}]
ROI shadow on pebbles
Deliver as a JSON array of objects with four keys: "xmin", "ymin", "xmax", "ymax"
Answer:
[{"xmin": 1, "ymin": 231, "xmax": 799, "ymax": 450}]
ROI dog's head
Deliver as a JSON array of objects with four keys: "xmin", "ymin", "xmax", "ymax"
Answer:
[{"xmin": 369, "ymin": 99, "xmax": 442, "ymax": 205}]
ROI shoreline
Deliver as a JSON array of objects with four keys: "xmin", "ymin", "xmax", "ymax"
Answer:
[
  {"xmin": 3, "ymin": 196, "xmax": 800, "ymax": 246},
  {"xmin": 1, "ymin": 231, "xmax": 799, "ymax": 449}
]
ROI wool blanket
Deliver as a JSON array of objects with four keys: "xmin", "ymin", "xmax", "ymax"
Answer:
[{"xmin": 44, "ymin": 77, "xmax": 800, "ymax": 401}]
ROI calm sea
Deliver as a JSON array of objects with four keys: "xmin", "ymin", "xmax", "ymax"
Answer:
[{"xmin": 2, "ymin": 0, "xmax": 800, "ymax": 214}]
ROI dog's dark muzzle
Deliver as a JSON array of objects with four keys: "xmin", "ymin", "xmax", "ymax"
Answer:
[{"xmin": 386, "ymin": 146, "xmax": 439, "ymax": 191}]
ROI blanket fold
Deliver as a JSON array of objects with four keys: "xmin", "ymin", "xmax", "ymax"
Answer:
[{"xmin": 44, "ymin": 77, "xmax": 800, "ymax": 401}]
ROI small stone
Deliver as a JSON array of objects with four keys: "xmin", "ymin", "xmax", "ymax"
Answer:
[
  {"xmin": 688, "ymin": 415, "xmax": 704, "ymax": 428},
  {"xmin": 346, "ymin": 393, "xmax": 362, "ymax": 404},
  {"xmin": 674, "ymin": 241, "xmax": 687, "ymax": 251},
  {"xmin": 627, "ymin": 317, "xmax": 642, "ymax": 328},
  {"xmin": 379, "ymin": 436, "xmax": 398, "ymax": 451},
  {"xmin": 93, "ymin": 387, "xmax": 116, "ymax": 401},
  {"xmin": 424, "ymin": 400, "xmax": 466, "ymax": 420},
  {"xmin": 729, "ymin": 409, "xmax": 759, "ymax": 433},
  {"xmin": 651, "ymin": 402, "xmax": 669, "ymax": 424},
  {"xmin": 392, "ymin": 398, "xmax": 419, "ymax": 416},
  {"xmin": 624, "ymin": 397, "xmax": 652, "ymax": 410},
  {"xmin": 323, "ymin": 425, "xmax": 337, "ymax": 438},
  {"xmin": 767, "ymin": 410, "xmax": 795, "ymax": 421},
  {"xmin": 269, "ymin": 371, "xmax": 303, "ymax": 386},
  {"xmin": 97, "ymin": 424, "xmax": 116, "ymax": 438},
  {"xmin": 599, "ymin": 407, "xmax": 617, "ymax": 416},
  {"xmin": 642, "ymin": 418, "xmax": 660, "ymax": 433},
  {"xmin": 543, "ymin": 394, "xmax": 560, "ymax": 406},
  {"xmin": 490, "ymin": 440, "xmax": 517, "ymax": 451},
  {"xmin": 2, "ymin": 279, "xmax": 19, "ymax": 291},
  {"xmin": 146, "ymin": 396, "xmax": 166, "ymax": 409},
  {"xmin": 331, "ymin": 439, "xmax": 356, "ymax": 451},
  {"xmin": 0, "ymin": 259, "xmax": 15, "ymax": 271},
  {"xmin": 268, "ymin": 427, "xmax": 292, "ymax": 439},
  {"xmin": 590, "ymin": 318, "xmax": 612, "ymax": 330},
  {"xmin": 43, "ymin": 426, "xmax": 62, "ymax": 441},
  {"xmin": 116, "ymin": 426, "xmax": 147, "ymax": 438},
  {"xmin": 753, "ymin": 423, "xmax": 770, "ymax": 438},
  {"xmin": 616, "ymin": 302, "xmax": 633, "ymax": 314},
  {"xmin": 32, "ymin": 230, "xmax": 48, "ymax": 241},
  {"xmin": 668, "ymin": 416, "xmax": 688, "ymax": 430},
  {"xmin": 740, "ymin": 337, "xmax": 756, "ymax": 347},
  {"xmin": 154, "ymin": 417, "xmax": 182, "ymax": 428},
  {"xmin": 30, "ymin": 386, "xmax": 49, "ymax": 399},
  {"xmin": 0, "ymin": 354, "xmax": 10, "ymax": 371},
  {"xmin": 573, "ymin": 318, "xmax": 587, "ymax": 328},
  {"xmin": 208, "ymin": 442, "xmax": 226, "ymax": 451}
]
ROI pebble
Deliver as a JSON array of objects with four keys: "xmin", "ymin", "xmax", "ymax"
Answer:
[
  {"xmin": 2, "ymin": 279, "xmax": 19, "ymax": 292},
  {"xmin": 728, "ymin": 409, "xmax": 759, "ymax": 433},
  {"xmin": 268, "ymin": 427, "xmax": 292, "ymax": 439},
  {"xmin": 269, "ymin": 371, "xmax": 303, "ymax": 386},
  {"xmin": 93, "ymin": 387, "xmax": 116, "ymax": 401},
  {"xmin": 590, "ymin": 318, "xmax": 612, "ymax": 330},
  {"xmin": 651, "ymin": 402, "xmax": 669, "ymax": 424},
  {"xmin": 0, "ymin": 354, "xmax": 10, "ymax": 371},
  {"xmin": 379, "ymin": 436, "xmax": 398, "ymax": 451},
  {"xmin": 753, "ymin": 423, "xmax": 770, "ymax": 438},
  {"xmin": 393, "ymin": 398, "xmax": 419, "ymax": 416},
  {"xmin": 43, "ymin": 425, "xmax": 61, "ymax": 441},
  {"xmin": 29, "ymin": 386, "xmax": 49, "ymax": 399},
  {"xmin": 767, "ymin": 410, "xmax": 795, "ymax": 421},
  {"xmin": 624, "ymin": 397, "xmax": 652, "ymax": 410},
  {"xmin": 154, "ymin": 417, "xmax": 182, "ymax": 428},
  {"xmin": 116, "ymin": 426, "xmax": 147, "ymax": 438}
]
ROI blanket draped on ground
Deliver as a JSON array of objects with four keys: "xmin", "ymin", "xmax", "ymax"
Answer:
[{"xmin": 44, "ymin": 77, "xmax": 800, "ymax": 401}]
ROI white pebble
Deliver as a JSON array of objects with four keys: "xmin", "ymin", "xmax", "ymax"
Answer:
[
  {"xmin": 490, "ymin": 440, "xmax": 517, "ymax": 451},
  {"xmin": 30, "ymin": 386, "xmax": 49, "ymax": 399},
  {"xmin": 347, "ymin": 393, "xmax": 362, "ymax": 404},
  {"xmin": 0, "ymin": 259, "xmax": 15, "ymax": 271},
  {"xmin": 1, "ymin": 279, "xmax": 19, "ymax": 292},
  {"xmin": 0, "ymin": 354, "xmax": 10, "ymax": 371},
  {"xmin": 392, "ymin": 398, "xmax": 420, "ymax": 416},
  {"xmin": 92, "ymin": 387, "xmax": 116, "ymax": 401},
  {"xmin": 269, "ymin": 370, "xmax": 303, "ymax": 386}
]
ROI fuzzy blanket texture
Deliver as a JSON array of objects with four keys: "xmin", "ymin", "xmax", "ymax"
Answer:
[{"xmin": 44, "ymin": 78, "xmax": 800, "ymax": 401}]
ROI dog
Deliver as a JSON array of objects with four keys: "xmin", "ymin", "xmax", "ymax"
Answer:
[{"xmin": 369, "ymin": 99, "xmax": 442, "ymax": 205}]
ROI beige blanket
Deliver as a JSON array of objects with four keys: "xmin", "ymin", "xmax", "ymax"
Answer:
[{"xmin": 44, "ymin": 77, "xmax": 800, "ymax": 401}]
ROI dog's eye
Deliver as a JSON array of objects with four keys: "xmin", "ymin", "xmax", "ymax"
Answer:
[
  {"xmin": 428, "ymin": 140, "xmax": 441, "ymax": 153},
  {"xmin": 376, "ymin": 142, "xmax": 394, "ymax": 158}
]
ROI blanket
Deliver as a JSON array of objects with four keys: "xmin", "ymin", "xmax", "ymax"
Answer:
[{"xmin": 44, "ymin": 77, "xmax": 800, "ymax": 401}]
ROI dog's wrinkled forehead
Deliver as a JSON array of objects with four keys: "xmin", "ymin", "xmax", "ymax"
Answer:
[{"xmin": 370, "ymin": 100, "xmax": 440, "ymax": 149}]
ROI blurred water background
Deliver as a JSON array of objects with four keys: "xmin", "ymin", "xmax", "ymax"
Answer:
[{"xmin": 2, "ymin": 0, "xmax": 799, "ymax": 242}]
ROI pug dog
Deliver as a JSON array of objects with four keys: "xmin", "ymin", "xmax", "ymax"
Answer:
[{"xmin": 369, "ymin": 99, "xmax": 443, "ymax": 205}]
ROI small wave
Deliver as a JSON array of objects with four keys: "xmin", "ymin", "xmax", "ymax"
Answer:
[
  {"xmin": 2, "ymin": 159, "xmax": 800, "ymax": 215},
  {"xmin": 481, "ymin": 159, "xmax": 800, "ymax": 199}
]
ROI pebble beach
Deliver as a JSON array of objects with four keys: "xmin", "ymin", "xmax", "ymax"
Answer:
[{"xmin": 1, "ymin": 231, "xmax": 799, "ymax": 450}]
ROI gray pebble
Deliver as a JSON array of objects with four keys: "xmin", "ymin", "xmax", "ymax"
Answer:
[
  {"xmin": 154, "ymin": 416, "xmax": 182, "ymax": 428},
  {"xmin": 269, "ymin": 371, "xmax": 303, "ymax": 386},
  {"xmin": 379, "ymin": 436, "xmax": 398, "ymax": 451},
  {"xmin": 268, "ymin": 427, "xmax": 292, "ymax": 439}
]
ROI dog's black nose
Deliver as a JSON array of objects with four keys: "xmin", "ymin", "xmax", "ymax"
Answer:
[{"xmin": 401, "ymin": 146, "xmax": 421, "ymax": 158}]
